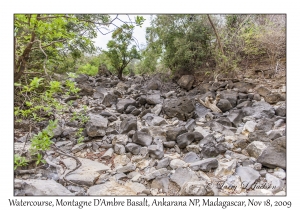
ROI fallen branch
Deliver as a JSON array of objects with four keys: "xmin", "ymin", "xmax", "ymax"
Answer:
[{"xmin": 198, "ymin": 94, "xmax": 222, "ymax": 113}]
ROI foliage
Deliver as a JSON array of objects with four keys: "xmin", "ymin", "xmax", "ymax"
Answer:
[
  {"xmin": 103, "ymin": 24, "xmax": 142, "ymax": 79},
  {"xmin": 144, "ymin": 15, "xmax": 213, "ymax": 74},
  {"xmin": 77, "ymin": 63, "xmax": 98, "ymax": 76},
  {"xmin": 14, "ymin": 154, "xmax": 29, "ymax": 170},
  {"xmin": 29, "ymin": 120, "xmax": 58, "ymax": 154}
]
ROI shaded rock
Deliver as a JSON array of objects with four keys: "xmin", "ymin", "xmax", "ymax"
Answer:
[
  {"xmin": 253, "ymin": 94, "xmax": 261, "ymax": 101},
  {"xmin": 114, "ymin": 144, "xmax": 125, "ymax": 155},
  {"xmin": 144, "ymin": 168, "xmax": 169, "ymax": 181},
  {"xmin": 265, "ymin": 93, "xmax": 282, "ymax": 104},
  {"xmin": 273, "ymin": 168, "xmax": 286, "ymax": 180},
  {"xmin": 199, "ymin": 134, "xmax": 216, "ymax": 146},
  {"xmin": 163, "ymin": 141, "xmax": 176, "ymax": 148},
  {"xmin": 176, "ymin": 132, "xmax": 195, "ymax": 149},
  {"xmin": 62, "ymin": 157, "xmax": 110, "ymax": 186},
  {"xmin": 74, "ymin": 74, "xmax": 88, "ymax": 83},
  {"xmin": 86, "ymin": 114, "xmax": 108, "ymax": 137},
  {"xmin": 180, "ymin": 181, "xmax": 214, "ymax": 195},
  {"xmin": 233, "ymin": 82, "xmax": 256, "ymax": 90},
  {"xmin": 16, "ymin": 179, "xmax": 73, "ymax": 196},
  {"xmin": 87, "ymin": 181, "xmax": 136, "ymax": 195},
  {"xmin": 151, "ymin": 104, "xmax": 163, "ymax": 115},
  {"xmin": 148, "ymin": 140, "xmax": 164, "ymax": 159},
  {"xmin": 256, "ymin": 118, "xmax": 275, "ymax": 132},
  {"xmin": 215, "ymin": 159, "xmax": 237, "ymax": 177},
  {"xmin": 116, "ymin": 99, "xmax": 136, "ymax": 113},
  {"xmin": 242, "ymin": 120, "xmax": 256, "ymax": 135},
  {"xmin": 178, "ymin": 75, "xmax": 195, "ymax": 90},
  {"xmin": 216, "ymin": 117, "xmax": 232, "ymax": 127},
  {"xmin": 147, "ymin": 80, "xmax": 160, "ymax": 90},
  {"xmin": 256, "ymin": 86, "xmax": 271, "ymax": 97},
  {"xmin": 101, "ymin": 148, "xmax": 114, "ymax": 159},
  {"xmin": 125, "ymin": 182, "xmax": 146, "ymax": 194},
  {"xmin": 272, "ymin": 136, "xmax": 286, "ymax": 149},
  {"xmin": 275, "ymin": 104, "xmax": 286, "ymax": 117},
  {"xmin": 266, "ymin": 173, "xmax": 284, "ymax": 193},
  {"xmin": 163, "ymin": 97, "xmax": 195, "ymax": 121},
  {"xmin": 246, "ymin": 141, "xmax": 267, "ymax": 159},
  {"xmin": 71, "ymin": 143, "xmax": 86, "ymax": 153},
  {"xmin": 189, "ymin": 158, "xmax": 218, "ymax": 171},
  {"xmin": 125, "ymin": 143, "xmax": 141, "ymax": 155},
  {"xmin": 257, "ymin": 144, "xmax": 286, "ymax": 169},
  {"xmin": 242, "ymin": 101, "xmax": 275, "ymax": 119},
  {"xmin": 201, "ymin": 142, "xmax": 219, "ymax": 158},
  {"xmin": 166, "ymin": 126, "xmax": 187, "ymax": 141},
  {"xmin": 156, "ymin": 158, "xmax": 170, "ymax": 169},
  {"xmin": 146, "ymin": 94, "xmax": 162, "ymax": 105},
  {"xmin": 185, "ymin": 119, "xmax": 196, "ymax": 131},
  {"xmin": 236, "ymin": 166, "xmax": 260, "ymax": 189},
  {"xmin": 219, "ymin": 90, "xmax": 238, "ymax": 107},
  {"xmin": 116, "ymin": 164, "xmax": 136, "ymax": 173},
  {"xmin": 151, "ymin": 177, "xmax": 169, "ymax": 193},
  {"xmin": 132, "ymin": 131, "xmax": 153, "ymax": 146},
  {"xmin": 170, "ymin": 159, "xmax": 187, "ymax": 169},
  {"xmin": 266, "ymin": 130, "xmax": 282, "ymax": 140},
  {"xmin": 227, "ymin": 109, "xmax": 244, "ymax": 127},
  {"xmin": 119, "ymin": 117, "xmax": 137, "ymax": 134},
  {"xmin": 248, "ymin": 130, "xmax": 271, "ymax": 142},
  {"xmin": 102, "ymin": 93, "xmax": 118, "ymax": 107},
  {"xmin": 78, "ymin": 83, "xmax": 94, "ymax": 96},
  {"xmin": 142, "ymin": 113, "xmax": 167, "ymax": 126},
  {"xmin": 194, "ymin": 104, "xmax": 211, "ymax": 118},
  {"xmin": 183, "ymin": 152, "xmax": 200, "ymax": 163},
  {"xmin": 170, "ymin": 168, "xmax": 198, "ymax": 187},
  {"xmin": 217, "ymin": 99, "xmax": 233, "ymax": 112}
]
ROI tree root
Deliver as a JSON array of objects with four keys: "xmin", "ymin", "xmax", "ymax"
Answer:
[{"xmin": 198, "ymin": 93, "xmax": 222, "ymax": 113}]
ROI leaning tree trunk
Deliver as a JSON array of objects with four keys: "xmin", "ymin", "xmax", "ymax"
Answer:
[
  {"xmin": 117, "ymin": 69, "xmax": 123, "ymax": 80},
  {"xmin": 198, "ymin": 93, "xmax": 222, "ymax": 113},
  {"xmin": 207, "ymin": 14, "xmax": 224, "ymax": 55}
]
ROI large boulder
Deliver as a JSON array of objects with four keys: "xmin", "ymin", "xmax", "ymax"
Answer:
[
  {"xmin": 146, "ymin": 94, "xmax": 162, "ymax": 105},
  {"xmin": 166, "ymin": 126, "xmax": 187, "ymax": 141},
  {"xmin": 132, "ymin": 131, "xmax": 153, "ymax": 146},
  {"xmin": 119, "ymin": 117, "xmax": 137, "ymax": 134},
  {"xmin": 256, "ymin": 86, "xmax": 271, "ymax": 97},
  {"xmin": 177, "ymin": 75, "xmax": 195, "ymax": 90},
  {"xmin": 142, "ymin": 113, "xmax": 167, "ymax": 126},
  {"xmin": 163, "ymin": 97, "xmax": 195, "ymax": 121},
  {"xmin": 86, "ymin": 114, "xmax": 108, "ymax": 137},
  {"xmin": 242, "ymin": 101, "xmax": 275, "ymax": 119},
  {"xmin": 219, "ymin": 90, "xmax": 238, "ymax": 107},
  {"xmin": 257, "ymin": 140, "xmax": 286, "ymax": 169},
  {"xmin": 217, "ymin": 99, "xmax": 233, "ymax": 112},
  {"xmin": 116, "ymin": 99, "xmax": 136, "ymax": 113}
]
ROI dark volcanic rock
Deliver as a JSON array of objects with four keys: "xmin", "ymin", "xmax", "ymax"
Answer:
[
  {"xmin": 217, "ymin": 99, "xmax": 233, "ymax": 112},
  {"xmin": 119, "ymin": 117, "xmax": 137, "ymax": 134},
  {"xmin": 176, "ymin": 132, "xmax": 195, "ymax": 149},
  {"xmin": 242, "ymin": 101, "xmax": 275, "ymax": 119},
  {"xmin": 116, "ymin": 99, "xmax": 136, "ymax": 113},
  {"xmin": 166, "ymin": 126, "xmax": 187, "ymax": 141},
  {"xmin": 163, "ymin": 97, "xmax": 195, "ymax": 121},
  {"xmin": 125, "ymin": 143, "xmax": 141, "ymax": 155},
  {"xmin": 177, "ymin": 75, "xmax": 195, "ymax": 90},
  {"xmin": 86, "ymin": 114, "xmax": 108, "ymax": 137},
  {"xmin": 227, "ymin": 109, "xmax": 244, "ymax": 127},
  {"xmin": 189, "ymin": 158, "xmax": 218, "ymax": 171},
  {"xmin": 132, "ymin": 131, "xmax": 153, "ymax": 146}
]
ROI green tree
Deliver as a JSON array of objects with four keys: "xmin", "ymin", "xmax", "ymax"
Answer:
[
  {"xmin": 14, "ymin": 14, "xmax": 112, "ymax": 82},
  {"xmin": 145, "ymin": 15, "xmax": 213, "ymax": 74},
  {"xmin": 103, "ymin": 24, "xmax": 142, "ymax": 80}
]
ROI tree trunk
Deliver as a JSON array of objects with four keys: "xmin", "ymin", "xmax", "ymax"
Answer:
[
  {"xmin": 207, "ymin": 15, "xmax": 224, "ymax": 55},
  {"xmin": 117, "ymin": 69, "xmax": 123, "ymax": 80}
]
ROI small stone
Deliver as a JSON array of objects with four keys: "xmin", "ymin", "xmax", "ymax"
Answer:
[
  {"xmin": 170, "ymin": 159, "xmax": 188, "ymax": 169},
  {"xmin": 189, "ymin": 158, "xmax": 218, "ymax": 172},
  {"xmin": 101, "ymin": 148, "xmax": 114, "ymax": 159}
]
